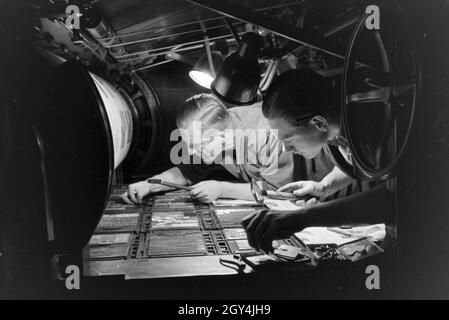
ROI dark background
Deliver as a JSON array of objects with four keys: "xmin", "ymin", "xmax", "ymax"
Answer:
[{"xmin": 395, "ymin": 0, "xmax": 449, "ymax": 299}]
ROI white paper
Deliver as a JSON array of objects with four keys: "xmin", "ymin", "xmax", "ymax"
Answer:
[
  {"xmin": 90, "ymin": 72, "xmax": 133, "ymax": 169},
  {"xmin": 295, "ymin": 227, "xmax": 357, "ymax": 246},
  {"xmin": 327, "ymin": 224, "xmax": 386, "ymax": 243},
  {"xmin": 264, "ymin": 199, "xmax": 304, "ymax": 211},
  {"xmin": 295, "ymin": 224, "xmax": 386, "ymax": 246}
]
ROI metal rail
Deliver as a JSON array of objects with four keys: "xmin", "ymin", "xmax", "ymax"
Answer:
[
  {"xmin": 101, "ymin": 1, "xmax": 305, "ymax": 41},
  {"xmin": 185, "ymin": 0, "xmax": 347, "ymax": 60}
]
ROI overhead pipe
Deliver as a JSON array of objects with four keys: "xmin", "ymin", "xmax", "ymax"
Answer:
[
  {"xmin": 116, "ymin": 32, "xmax": 244, "ymax": 60},
  {"xmin": 322, "ymin": 11, "xmax": 361, "ymax": 38},
  {"xmin": 119, "ymin": 36, "xmax": 239, "ymax": 64},
  {"xmin": 185, "ymin": 0, "xmax": 347, "ymax": 60},
  {"xmin": 101, "ymin": 1, "xmax": 305, "ymax": 42},
  {"xmin": 103, "ymin": 22, "xmax": 245, "ymax": 49}
]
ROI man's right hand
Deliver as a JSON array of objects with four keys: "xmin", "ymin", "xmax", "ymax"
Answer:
[
  {"xmin": 241, "ymin": 208, "xmax": 310, "ymax": 254},
  {"xmin": 278, "ymin": 180, "xmax": 326, "ymax": 199},
  {"xmin": 121, "ymin": 180, "xmax": 154, "ymax": 204}
]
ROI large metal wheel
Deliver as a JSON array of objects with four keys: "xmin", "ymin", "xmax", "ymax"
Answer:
[{"xmin": 333, "ymin": 0, "xmax": 420, "ymax": 181}]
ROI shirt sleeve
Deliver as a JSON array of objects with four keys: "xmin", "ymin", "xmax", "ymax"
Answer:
[
  {"xmin": 257, "ymin": 134, "xmax": 295, "ymax": 190},
  {"xmin": 177, "ymin": 163, "xmax": 214, "ymax": 185},
  {"xmin": 177, "ymin": 162, "xmax": 239, "ymax": 185}
]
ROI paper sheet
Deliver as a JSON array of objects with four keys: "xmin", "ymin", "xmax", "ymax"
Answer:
[
  {"xmin": 327, "ymin": 224, "xmax": 386, "ymax": 243},
  {"xmin": 264, "ymin": 199, "xmax": 305, "ymax": 211},
  {"xmin": 295, "ymin": 227, "xmax": 355, "ymax": 246},
  {"xmin": 295, "ymin": 224, "xmax": 387, "ymax": 246}
]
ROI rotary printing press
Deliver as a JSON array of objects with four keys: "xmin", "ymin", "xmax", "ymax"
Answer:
[{"xmin": 2, "ymin": 0, "xmax": 448, "ymax": 299}]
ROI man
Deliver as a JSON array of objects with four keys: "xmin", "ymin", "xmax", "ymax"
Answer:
[
  {"xmin": 242, "ymin": 70, "xmax": 389, "ymax": 253},
  {"xmin": 122, "ymin": 93, "xmax": 297, "ymax": 204},
  {"xmin": 264, "ymin": 70, "xmax": 355, "ymax": 200}
]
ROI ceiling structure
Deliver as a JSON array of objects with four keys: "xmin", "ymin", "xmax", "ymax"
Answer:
[{"xmin": 35, "ymin": 0, "xmax": 363, "ymax": 75}]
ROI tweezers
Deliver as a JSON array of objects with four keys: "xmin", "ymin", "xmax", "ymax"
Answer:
[{"xmin": 219, "ymin": 254, "xmax": 246, "ymax": 273}]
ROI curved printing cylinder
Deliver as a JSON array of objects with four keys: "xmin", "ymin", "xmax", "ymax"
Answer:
[
  {"xmin": 88, "ymin": 72, "xmax": 133, "ymax": 169},
  {"xmin": 13, "ymin": 47, "xmax": 162, "ymax": 254}
]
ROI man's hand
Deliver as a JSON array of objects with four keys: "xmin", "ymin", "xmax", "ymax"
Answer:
[
  {"xmin": 241, "ymin": 209, "xmax": 309, "ymax": 253},
  {"xmin": 190, "ymin": 180, "xmax": 223, "ymax": 203},
  {"xmin": 278, "ymin": 181, "xmax": 326, "ymax": 200},
  {"xmin": 122, "ymin": 180, "xmax": 154, "ymax": 204}
]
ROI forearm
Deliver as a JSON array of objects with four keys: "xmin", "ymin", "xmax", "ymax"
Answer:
[
  {"xmin": 218, "ymin": 182, "xmax": 255, "ymax": 201},
  {"xmin": 304, "ymin": 182, "xmax": 392, "ymax": 228},
  {"xmin": 150, "ymin": 167, "xmax": 189, "ymax": 192},
  {"xmin": 320, "ymin": 166, "xmax": 355, "ymax": 198}
]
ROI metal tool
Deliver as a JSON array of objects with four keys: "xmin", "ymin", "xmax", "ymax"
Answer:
[
  {"xmin": 147, "ymin": 178, "xmax": 192, "ymax": 191},
  {"xmin": 250, "ymin": 179, "xmax": 313, "ymax": 204},
  {"xmin": 219, "ymin": 254, "xmax": 246, "ymax": 273}
]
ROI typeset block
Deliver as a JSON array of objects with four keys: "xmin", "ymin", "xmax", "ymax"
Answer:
[{"xmin": 85, "ymin": 188, "xmax": 302, "ymax": 261}]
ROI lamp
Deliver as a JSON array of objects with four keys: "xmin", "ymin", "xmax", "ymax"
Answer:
[
  {"xmin": 211, "ymin": 32, "xmax": 263, "ymax": 106},
  {"xmin": 189, "ymin": 51, "xmax": 224, "ymax": 89}
]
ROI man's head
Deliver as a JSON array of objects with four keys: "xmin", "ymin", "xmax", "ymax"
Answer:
[
  {"xmin": 177, "ymin": 93, "xmax": 231, "ymax": 130},
  {"xmin": 177, "ymin": 93, "xmax": 232, "ymax": 162},
  {"xmin": 262, "ymin": 70, "xmax": 341, "ymax": 159}
]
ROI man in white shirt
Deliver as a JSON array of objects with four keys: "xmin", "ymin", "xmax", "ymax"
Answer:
[{"xmin": 122, "ymin": 93, "xmax": 296, "ymax": 204}]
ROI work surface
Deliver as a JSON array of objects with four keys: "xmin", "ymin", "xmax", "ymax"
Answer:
[{"xmin": 83, "ymin": 186, "xmax": 391, "ymax": 281}]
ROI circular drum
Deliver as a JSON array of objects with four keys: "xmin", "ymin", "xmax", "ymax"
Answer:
[
  {"xmin": 28, "ymin": 57, "xmax": 159, "ymax": 252},
  {"xmin": 335, "ymin": 1, "xmax": 420, "ymax": 181}
]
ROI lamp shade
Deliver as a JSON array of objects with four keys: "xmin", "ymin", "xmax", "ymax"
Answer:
[
  {"xmin": 211, "ymin": 33, "xmax": 263, "ymax": 106},
  {"xmin": 189, "ymin": 51, "xmax": 224, "ymax": 89}
]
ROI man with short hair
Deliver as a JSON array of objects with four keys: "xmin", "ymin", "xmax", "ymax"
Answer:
[
  {"xmin": 242, "ymin": 70, "xmax": 389, "ymax": 253},
  {"xmin": 262, "ymin": 69, "xmax": 354, "ymax": 201},
  {"xmin": 122, "ymin": 93, "xmax": 297, "ymax": 204}
]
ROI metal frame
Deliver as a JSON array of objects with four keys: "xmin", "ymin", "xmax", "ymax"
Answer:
[
  {"xmin": 101, "ymin": 1, "xmax": 305, "ymax": 42},
  {"xmin": 342, "ymin": 2, "xmax": 419, "ymax": 181},
  {"xmin": 116, "ymin": 32, "xmax": 243, "ymax": 60},
  {"xmin": 103, "ymin": 22, "xmax": 245, "ymax": 49},
  {"xmin": 102, "ymin": 1, "xmax": 308, "ymax": 69},
  {"xmin": 185, "ymin": 0, "xmax": 347, "ymax": 59}
]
